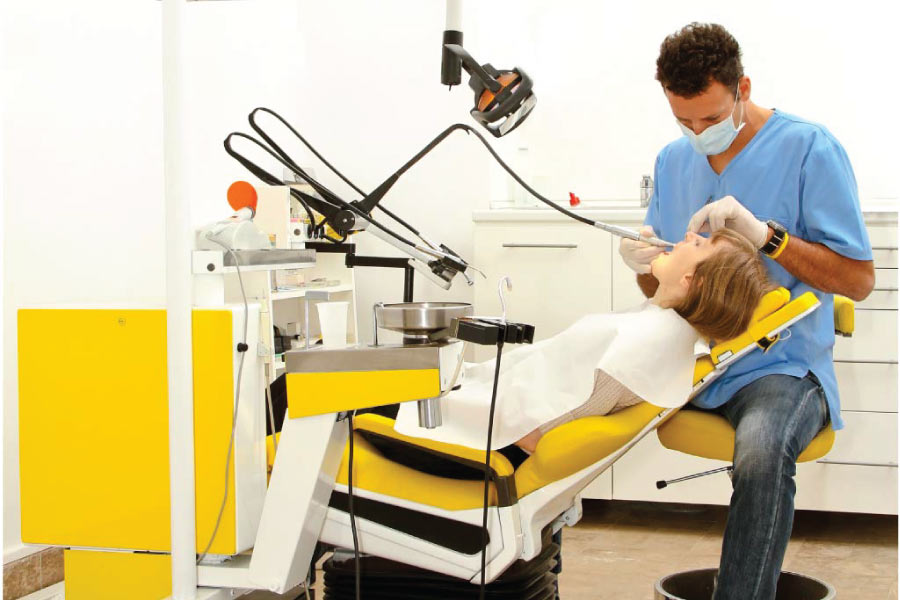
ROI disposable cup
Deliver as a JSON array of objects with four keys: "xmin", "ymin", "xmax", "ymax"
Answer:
[{"xmin": 316, "ymin": 301, "xmax": 349, "ymax": 348}]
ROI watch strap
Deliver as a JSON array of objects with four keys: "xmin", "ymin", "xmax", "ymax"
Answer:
[{"xmin": 760, "ymin": 220, "xmax": 788, "ymax": 257}]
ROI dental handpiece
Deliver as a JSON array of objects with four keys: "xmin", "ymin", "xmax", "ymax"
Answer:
[{"xmin": 592, "ymin": 221, "xmax": 674, "ymax": 247}]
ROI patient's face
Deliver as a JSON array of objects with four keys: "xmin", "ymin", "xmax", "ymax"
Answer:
[{"xmin": 651, "ymin": 232, "xmax": 719, "ymax": 290}]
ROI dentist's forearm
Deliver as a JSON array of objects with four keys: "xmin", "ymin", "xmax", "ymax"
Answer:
[
  {"xmin": 772, "ymin": 232, "xmax": 874, "ymax": 302},
  {"xmin": 637, "ymin": 273, "xmax": 659, "ymax": 298}
]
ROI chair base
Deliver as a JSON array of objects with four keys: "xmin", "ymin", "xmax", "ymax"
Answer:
[{"xmin": 322, "ymin": 531, "xmax": 561, "ymax": 600}]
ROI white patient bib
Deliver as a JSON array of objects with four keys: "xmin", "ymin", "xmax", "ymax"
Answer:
[{"xmin": 394, "ymin": 302, "xmax": 706, "ymax": 450}]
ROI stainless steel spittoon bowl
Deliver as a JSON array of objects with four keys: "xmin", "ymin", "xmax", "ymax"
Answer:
[{"xmin": 374, "ymin": 302, "xmax": 473, "ymax": 340}]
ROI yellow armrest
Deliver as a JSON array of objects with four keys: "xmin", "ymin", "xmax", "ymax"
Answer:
[{"xmin": 834, "ymin": 295, "xmax": 855, "ymax": 337}]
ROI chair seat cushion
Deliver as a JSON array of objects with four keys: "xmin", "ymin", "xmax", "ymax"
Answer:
[
  {"xmin": 657, "ymin": 410, "xmax": 835, "ymax": 463},
  {"xmin": 515, "ymin": 402, "xmax": 664, "ymax": 497}
]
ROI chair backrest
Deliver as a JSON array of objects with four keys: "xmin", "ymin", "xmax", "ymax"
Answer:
[{"xmin": 691, "ymin": 288, "xmax": 820, "ymax": 396}]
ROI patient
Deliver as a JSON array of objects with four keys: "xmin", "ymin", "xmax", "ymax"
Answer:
[
  {"xmin": 514, "ymin": 228, "xmax": 775, "ymax": 452},
  {"xmin": 393, "ymin": 228, "xmax": 776, "ymax": 456}
]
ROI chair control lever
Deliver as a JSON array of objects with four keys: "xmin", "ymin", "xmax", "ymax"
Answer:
[{"xmin": 656, "ymin": 465, "xmax": 734, "ymax": 489}]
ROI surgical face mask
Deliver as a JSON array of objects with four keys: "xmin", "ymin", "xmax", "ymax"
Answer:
[{"xmin": 678, "ymin": 91, "xmax": 745, "ymax": 156}]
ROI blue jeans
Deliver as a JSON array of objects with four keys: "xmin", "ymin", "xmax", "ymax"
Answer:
[{"xmin": 710, "ymin": 372, "xmax": 829, "ymax": 600}]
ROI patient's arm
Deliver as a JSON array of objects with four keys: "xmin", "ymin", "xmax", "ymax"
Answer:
[{"xmin": 516, "ymin": 429, "xmax": 542, "ymax": 453}]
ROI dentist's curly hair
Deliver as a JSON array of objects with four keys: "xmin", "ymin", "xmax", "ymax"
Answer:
[
  {"xmin": 674, "ymin": 228, "xmax": 777, "ymax": 342},
  {"xmin": 656, "ymin": 23, "xmax": 743, "ymax": 98}
]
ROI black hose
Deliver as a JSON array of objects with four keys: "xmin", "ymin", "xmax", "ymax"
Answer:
[
  {"xmin": 347, "ymin": 413, "xmax": 361, "ymax": 600},
  {"xmin": 480, "ymin": 338, "xmax": 505, "ymax": 599}
]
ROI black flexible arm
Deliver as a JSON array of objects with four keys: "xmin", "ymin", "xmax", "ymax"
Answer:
[
  {"xmin": 248, "ymin": 107, "xmax": 425, "ymax": 239},
  {"xmin": 225, "ymin": 111, "xmax": 598, "ymax": 285},
  {"xmin": 359, "ymin": 122, "xmax": 596, "ymax": 227}
]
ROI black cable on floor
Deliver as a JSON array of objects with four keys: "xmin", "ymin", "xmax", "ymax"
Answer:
[
  {"xmin": 347, "ymin": 413, "xmax": 361, "ymax": 600},
  {"xmin": 480, "ymin": 338, "xmax": 505, "ymax": 600}
]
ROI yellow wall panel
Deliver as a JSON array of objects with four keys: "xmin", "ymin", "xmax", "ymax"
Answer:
[
  {"xmin": 18, "ymin": 308, "xmax": 238, "ymax": 554},
  {"xmin": 18, "ymin": 309, "xmax": 171, "ymax": 550},
  {"xmin": 65, "ymin": 550, "xmax": 171, "ymax": 600},
  {"xmin": 192, "ymin": 309, "xmax": 237, "ymax": 555}
]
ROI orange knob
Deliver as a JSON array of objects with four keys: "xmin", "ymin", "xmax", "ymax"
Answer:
[{"xmin": 227, "ymin": 181, "xmax": 258, "ymax": 213}]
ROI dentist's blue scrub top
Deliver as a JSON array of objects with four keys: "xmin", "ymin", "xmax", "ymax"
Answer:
[{"xmin": 644, "ymin": 109, "xmax": 872, "ymax": 430}]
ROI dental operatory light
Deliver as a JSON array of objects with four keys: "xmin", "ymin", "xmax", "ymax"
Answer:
[{"xmin": 440, "ymin": 0, "xmax": 536, "ymax": 138}]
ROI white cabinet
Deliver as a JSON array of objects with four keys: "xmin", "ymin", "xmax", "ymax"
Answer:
[
  {"xmin": 472, "ymin": 222, "xmax": 612, "ymax": 361},
  {"xmin": 473, "ymin": 211, "xmax": 898, "ymax": 514}
]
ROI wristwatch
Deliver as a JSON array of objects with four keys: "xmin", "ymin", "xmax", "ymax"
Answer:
[{"xmin": 760, "ymin": 220, "xmax": 789, "ymax": 258}]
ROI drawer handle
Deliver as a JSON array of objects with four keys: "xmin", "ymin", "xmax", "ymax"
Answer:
[
  {"xmin": 815, "ymin": 459, "xmax": 898, "ymax": 468},
  {"xmin": 873, "ymin": 287, "xmax": 899, "ymax": 292},
  {"xmin": 502, "ymin": 243, "xmax": 579, "ymax": 249},
  {"xmin": 834, "ymin": 359, "xmax": 899, "ymax": 365},
  {"xmin": 872, "ymin": 246, "xmax": 898, "ymax": 251}
]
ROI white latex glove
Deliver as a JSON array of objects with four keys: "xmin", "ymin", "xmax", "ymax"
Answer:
[
  {"xmin": 687, "ymin": 195, "xmax": 768, "ymax": 249},
  {"xmin": 619, "ymin": 225, "xmax": 666, "ymax": 274}
]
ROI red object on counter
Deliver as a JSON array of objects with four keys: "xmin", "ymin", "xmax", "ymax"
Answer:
[
  {"xmin": 227, "ymin": 180, "xmax": 258, "ymax": 213},
  {"xmin": 569, "ymin": 192, "xmax": 581, "ymax": 207}
]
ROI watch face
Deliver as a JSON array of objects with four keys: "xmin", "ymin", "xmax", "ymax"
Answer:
[{"xmin": 767, "ymin": 220, "xmax": 787, "ymax": 234}]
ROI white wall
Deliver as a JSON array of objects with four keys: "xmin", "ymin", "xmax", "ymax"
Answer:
[
  {"xmin": 473, "ymin": 0, "xmax": 900, "ymax": 203},
  {"xmin": 1, "ymin": 0, "xmax": 301, "ymax": 562}
]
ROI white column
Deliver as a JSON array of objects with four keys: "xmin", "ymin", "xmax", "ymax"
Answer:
[
  {"xmin": 161, "ymin": 0, "xmax": 198, "ymax": 597},
  {"xmin": 445, "ymin": 0, "xmax": 463, "ymax": 31}
]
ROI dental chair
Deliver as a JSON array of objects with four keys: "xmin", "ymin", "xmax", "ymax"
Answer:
[{"xmin": 274, "ymin": 287, "xmax": 829, "ymax": 598}]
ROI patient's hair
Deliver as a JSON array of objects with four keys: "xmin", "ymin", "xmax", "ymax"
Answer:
[{"xmin": 674, "ymin": 229, "xmax": 777, "ymax": 342}]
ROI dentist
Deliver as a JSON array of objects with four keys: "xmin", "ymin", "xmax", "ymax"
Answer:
[{"xmin": 620, "ymin": 23, "xmax": 874, "ymax": 600}]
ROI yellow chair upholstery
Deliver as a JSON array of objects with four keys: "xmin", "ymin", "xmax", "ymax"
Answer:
[
  {"xmin": 834, "ymin": 295, "xmax": 855, "ymax": 336},
  {"xmin": 515, "ymin": 402, "xmax": 664, "ymax": 497},
  {"xmin": 657, "ymin": 411, "xmax": 835, "ymax": 463}
]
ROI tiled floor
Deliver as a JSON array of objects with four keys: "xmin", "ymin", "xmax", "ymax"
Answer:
[
  {"xmin": 2, "ymin": 549, "xmax": 64, "ymax": 600},
  {"xmin": 558, "ymin": 500, "xmax": 898, "ymax": 599},
  {"xmin": 301, "ymin": 500, "xmax": 897, "ymax": 599}
]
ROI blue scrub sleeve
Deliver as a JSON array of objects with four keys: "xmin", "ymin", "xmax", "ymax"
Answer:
[{"xmin": 799, "ymin": 132, "xmax": 872, "ymax": 261}]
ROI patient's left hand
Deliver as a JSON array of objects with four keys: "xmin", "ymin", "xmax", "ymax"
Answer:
[{"xmin": 687, "ymin": 195, "xmax": 768, "ymax": 249}]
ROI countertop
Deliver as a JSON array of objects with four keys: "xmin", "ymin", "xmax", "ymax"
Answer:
[{"xmin": 473, "ymin": 200, "xmax": 898, "ymax": 225}]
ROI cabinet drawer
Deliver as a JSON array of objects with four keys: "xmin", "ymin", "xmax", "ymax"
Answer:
[
  {"xmin": 833, "ymin": 309, "xmax": 897, "ymax": 362},
  {"xmin": 577, "ymin": 468, "xmax": 612, "ymax": 500},
  {"xmin": 875, "ymin": 268, "xmax": 897, "ymax": 291},
  {"xmin": 867, "ymin": 225, "xmax": 898, "ymax": 248},
  {"xmin": 857, "ymin": 290, "xmax": 898, "ymax": 310},
  {"xmin": 835, "ymin": 361, "xmax": 898, "ymax": 412},
  {"xmin": 795, "ymin": 461, "xmax": 897, "ymax": 514},
  {"xmin": 872, "ymin": 248, "xmax": 897, "ymax": 269},
  {"xmin": 611, "ymin": 434, "xmax": 732, "ymax": 506},
  {"xmin": 824, "ymin": 411, "xmax": 897, "ymax": 466}
]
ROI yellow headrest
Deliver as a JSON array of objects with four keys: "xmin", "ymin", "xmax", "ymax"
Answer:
[{"xmin": 750, "ymin": 287, "xmax": 791, "ymax": 323}]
